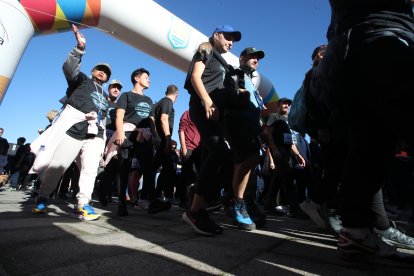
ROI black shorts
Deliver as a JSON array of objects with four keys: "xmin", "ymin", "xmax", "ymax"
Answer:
[{"xmin": 224, "ymin": 111, "xmax": 261, "ymax": 163}]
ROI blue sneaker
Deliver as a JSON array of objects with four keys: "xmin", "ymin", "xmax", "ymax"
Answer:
[
  {"xmin": 32, "ymin": 197, "xmax": 47, "ymax": 214},
  {"xmin": 71, "ymin": 204, "xmax": 100, "ymax": 221},
  {"xmin": 229, "ymin": 199, "xmax": 256, "ymax": 231}
]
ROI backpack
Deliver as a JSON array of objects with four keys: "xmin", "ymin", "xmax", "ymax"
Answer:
[{"xmin": 288, "ymin": 84, "xmax": 307, "ymax": 133}]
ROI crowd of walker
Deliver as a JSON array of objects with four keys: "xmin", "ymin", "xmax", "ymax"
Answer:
[{"xmin": 2, "ymin": 0, "xmax": 414, "ymax": 266}]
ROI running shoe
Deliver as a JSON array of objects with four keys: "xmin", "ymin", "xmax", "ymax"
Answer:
[
  {"xmin": 338, "ymin": 228, "xmax": 396, "ymax": 260},
  {"xmin": 148, "ymin": 198, "xmax": 171, "ymax": 214},
  {"xmin": 205, "ymin": 201, "xmax": 222, "ymax": 212},
  {"xmin": 182, "ymin": 208, "xmax": 222, "ymax": 236},
  {"xmin": 229, "ymin": 199, "xmax": 256, "ymax": 231},
  {"xmin": 72, "ymin": 204, "xmax": 100, "ymax": 221},
  {"xmin": 135, "ymin": 199, "xmax": 150, "ymax": 210},
  {"xmin": 299, "ymin": 200, "xmax": 326, "ymax": 229},
  {"xmin": 32, "ymin": 197, "xmax": 47, "ymax": 214},
  {"xmin": 375, "ymin": 224, "xmax": 414, "ymax": 250},
  {"xmin": 118, "ymin": 203, "xmax": 128, "ymax": 216}
]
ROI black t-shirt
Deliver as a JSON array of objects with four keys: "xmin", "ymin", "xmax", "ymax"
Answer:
[
  {"xmin": 185, "ymin": 44, "xmax": 226, "ymax": 95},
  {"xmin": 117, "ymin": 91, "xmax": 154, "ymax": 128},
  {"xmin": 271, "ymin": 119, "xmax": 293, "ymax": 148},
  {"xmin": 106, "ymin": 100, "xmax": 117, "ymax": 131},
  {"xmin": 66, "ymin": 73, "xmax": 109, "ymax": 140},
  {"xmin": 154, "ymin": 97, "xmax": 175, "ymax": 138}
]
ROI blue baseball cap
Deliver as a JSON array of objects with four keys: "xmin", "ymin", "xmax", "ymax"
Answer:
[{"xmin": 213, "ymin": 25, "xmax": 241, "ymax": 42}]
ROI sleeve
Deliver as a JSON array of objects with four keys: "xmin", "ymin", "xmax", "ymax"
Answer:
[
  {"xmin": 159, "ymin": 99, "xmax": 172, "ymax": 115},
  {"xmin": 63, "ymin": 47, "xmax": 84, "ymax": 84},
  {"xmin": 178, "ymin": 111, "xmax": 189, "ymax": 133},
  {"xmin": 116, "ymin": 93, "xmax": 128, "ymax": 110},
  {"xmin": 148, "ymin": 97, "xmax": 155, "ymax": 117}
]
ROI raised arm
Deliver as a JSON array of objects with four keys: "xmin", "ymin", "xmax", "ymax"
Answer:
[{"xmin": 63, "ymin": 24, "xmax": 86, "ymax": 83}]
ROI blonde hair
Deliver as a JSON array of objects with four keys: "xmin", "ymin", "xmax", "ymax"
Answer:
[{"xmin": 46, "ymin": 109, "xmax": 58, "ymax": 122}]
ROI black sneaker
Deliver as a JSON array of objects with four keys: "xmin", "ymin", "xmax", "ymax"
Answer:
[
  {"xmin": 99, "ymin": 195, "xmax": 108, "ymax": 207},
  {"xmin": 205, "ymin": 201, "xmax": 222, "ymax": 212},
  {"xmin": 182, "ymin": 209, "xmax": 223, "ymax": 236},
  {"xmin": 148, "ymin": 198, "xmax": 171, "ymax": 214},
  {"xmin": 375, "ymin": 224, "xmax": 414, "ymax": 250},
  {"xmin": 118, "ymin": 204, "xmax": 128, "ymax": 216}
]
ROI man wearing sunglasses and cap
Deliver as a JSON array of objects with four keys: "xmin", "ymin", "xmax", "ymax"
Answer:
[
  {"xmin": 31, "ymin": 24, "xmax": 111, "ymax": 221},
  {"xmin": 220, "ymin": 47, "xmax": 267, "ymax": 230}
]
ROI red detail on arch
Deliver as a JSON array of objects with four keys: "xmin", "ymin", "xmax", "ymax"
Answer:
[{"xmin": 20, "ymin": 0, "xmax": 57, "ymax": 32}]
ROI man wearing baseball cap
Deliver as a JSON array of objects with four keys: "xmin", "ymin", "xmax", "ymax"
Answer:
[
  {"xmin": 265, "ymin": 95, "xmax": 306, "ymax": 217},
  {"xmin": 32, "ymin": 24, "xmax": 111, "ymax": 221},
  {"xmin": 220, "ymin": 46, "xmax": 268, "ymax": 230}
]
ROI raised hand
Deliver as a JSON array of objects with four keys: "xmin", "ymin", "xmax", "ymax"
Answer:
[{"xmin": 71, "ymin": 24, "xmax": 86, "ymax": 50}]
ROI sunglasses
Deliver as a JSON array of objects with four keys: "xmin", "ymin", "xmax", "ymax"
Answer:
[{"xmin": 220, "ymin": 32, "xmax": 235, "ymax": 41}]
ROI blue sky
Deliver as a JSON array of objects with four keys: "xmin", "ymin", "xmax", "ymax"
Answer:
[{"xmin": 0, "ymin": 0, "xmax": 331, "ymax": 145}]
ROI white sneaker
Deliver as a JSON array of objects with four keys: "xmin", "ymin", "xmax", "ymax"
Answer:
[
  {"xmin": 299, "ymin": 200, "xmax": 326, "ymax": 229},
  {"xmin": 275, "ymin": 205, "xmax": 289, "ymax": 214},
  {"xmin": 136, "ymin": 199, "xmax": 150, "ymax": 210}
]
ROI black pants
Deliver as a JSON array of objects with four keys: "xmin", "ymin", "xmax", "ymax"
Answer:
[
  {"xmin": 312, "ymin": 140, "xmax": 345, "ymax": 208},
  {"xmin": 265, "ymin": 146, "xmax": 299, "ymax": 212},
  {"xmin": 153, "ymin": 140, "xmax": 177, "ymax": 199},
  {"xmin": 189, "ymin": 94, "xmax": 233, "ymax": 200},
  {"xmin": 325, "ymin": 31, "xmax": 414, "ymax": 228},
  {"xmin": 175, "ymin": 147, "xmax": 201, "ymax": 202},
  {"xmin": 118, "ymin": 132, "xmax": 155, "ymax": 204},
  {"xmin": 99, "ymin": 157, "xmax": 119, "ymax": 199},
  {"xmin": 57, "ymin": 161, "xmax": 79, "ymax": 196}
]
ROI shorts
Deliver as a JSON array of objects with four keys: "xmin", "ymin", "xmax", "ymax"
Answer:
[{"xmin": 224, "ymin": 111, "xmax": 261, "ymax": 163}]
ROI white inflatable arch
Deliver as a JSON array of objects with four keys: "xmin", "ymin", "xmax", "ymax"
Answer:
[{"xmin": 0, "ymin": 0, "xmax": 279, "ymax": 112}]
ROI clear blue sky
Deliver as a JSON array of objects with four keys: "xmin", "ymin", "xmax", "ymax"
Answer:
[{"xmin": 0, "ymin": 0, "xmax": 331, "ymax": 145}]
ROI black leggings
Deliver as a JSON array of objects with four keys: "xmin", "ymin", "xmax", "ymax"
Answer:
[{"xmin": 189, "ymin": 95, "xmax": 233, "ymax": 200}]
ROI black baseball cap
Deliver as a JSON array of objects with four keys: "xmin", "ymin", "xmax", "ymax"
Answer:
[
  {"xmin": 278, "ymin": 97, "xmax": 292, "ymax": 105},
  {"xmin": 93, "ymin": 63, "xmax": 111, "ymax": 79},
  {"xmin": 240, "ymin": 47, "xmax": 265, "ymax": 59}
]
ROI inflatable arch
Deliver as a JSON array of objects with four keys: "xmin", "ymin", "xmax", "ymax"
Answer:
[{"xmin": 0, "ymin": 0, "xmax": 279, "ymax": 113}]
